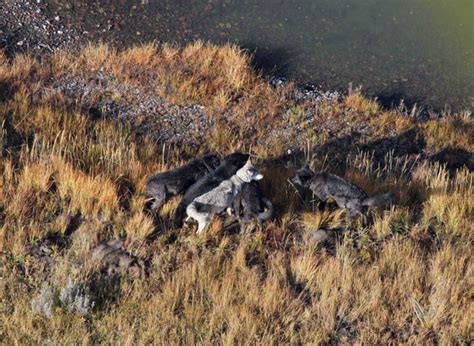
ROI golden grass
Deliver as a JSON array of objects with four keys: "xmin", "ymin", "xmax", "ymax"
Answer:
[
  {"xmin": 301, "ymin": 210, "xmax": 345, "ymax": 231},
  {"xmin": 345, "ymin": 87, "xmax": 380, "ymax": 116},
  {"xmin": 0, "ymin": 43, "xmax": 472, "ymax": 344},
  {"xmin": 423, "ymin": 116, "xmax": 473, "ymax": 153}
]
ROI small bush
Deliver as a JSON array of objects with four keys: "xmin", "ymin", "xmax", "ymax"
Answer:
[
  {"xmin": 31, "ymin": 284, "xmax": 56, "ymax": 320},
  {"xmin": 59, "ymin": 280, "xmax": 95, "ymax": 316}
]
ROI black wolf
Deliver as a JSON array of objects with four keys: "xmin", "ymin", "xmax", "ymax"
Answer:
[
  {"xmin": 146, "ymin": 154, "xmax": 220, "ymax": 209},
  {"xmin": 233, "ymin": 181, "xmax": 274, "ymax": 224}
]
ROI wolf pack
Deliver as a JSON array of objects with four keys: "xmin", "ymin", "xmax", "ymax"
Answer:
[{"xmin": 146, "ymin": 152, "xmax": 394, "ymax": 233}]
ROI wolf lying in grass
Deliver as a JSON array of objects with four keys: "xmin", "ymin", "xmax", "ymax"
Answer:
[
  {"xmin": 186, "ymin": 159, "xmax": 263, "ymax": 233},
  {"xmin": 174, "ymin": 152, "xmax": 249, "ymax": 227},
  {"xmin": 291, "ymin": 166, "xmax": 394, "ymax": 224},
  {"xmin": 146, "ymin": 154, "xmax": 220, "ymax": 209}
]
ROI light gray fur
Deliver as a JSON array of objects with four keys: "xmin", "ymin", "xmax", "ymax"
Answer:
[{"xmin": 186, "ymin": 160, "xmax": 263, "ymax": 233}]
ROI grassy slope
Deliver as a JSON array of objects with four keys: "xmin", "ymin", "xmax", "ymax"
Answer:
[{"xmin": 0, "ymin": 43, "xmax": 472, "ymax": 344}]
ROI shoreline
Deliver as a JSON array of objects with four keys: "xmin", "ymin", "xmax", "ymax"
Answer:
[
  {"xmin": 1, "ymin": 42, "xmax": 472, "ymax": 173},
  {"xmin": 1, "ymin": 0, "xmax": 472, "ymax": 113}
]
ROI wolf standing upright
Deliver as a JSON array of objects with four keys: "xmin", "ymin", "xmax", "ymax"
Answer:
[
  {"xmin": 174, "ymin": 152, "xmax": 249, "ymax": 227},
  {"xmin": 291, "ymin": 166, "xmax": 394, "ymax": 224},
  {"xmin": 186, "ymin": 159, "xmax": 264, "ymax": 233}
]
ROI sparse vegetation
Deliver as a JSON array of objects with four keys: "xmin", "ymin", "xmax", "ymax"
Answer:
[{"xmin": 0, "ymin": 42, "xmax": 472, "ymax": 344}]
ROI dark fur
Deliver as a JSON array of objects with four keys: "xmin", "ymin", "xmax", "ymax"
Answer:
[
  {"xmin": 233, "ymin": 181, "xmax": 274, "ymax": 224},
  {"xmin": 146, "ymin": 154, "xmax": 220, "ymax": 209},
  {"xmin": 291, "ymin": 167, "xmax": 394, "ymax": 224},
  {"xmin": 174, "ymin": 152, "xmax": 249, "ymax": 227}
]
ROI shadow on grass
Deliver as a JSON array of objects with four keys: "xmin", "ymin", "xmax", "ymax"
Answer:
[{"xmin": 429, "ymin": 147, "xmax": 474, "ymax": 172}]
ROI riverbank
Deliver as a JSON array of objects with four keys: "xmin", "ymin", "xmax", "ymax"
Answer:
[
  {"xmin": 0, "ymin": 42, "xmax": 472, "ymax": 344},
  {"xmin": 2, "ymin": 0, "xmax": 473, "ymax": 111},
  {"xmin": 1, "ymin": 41, "xmax": 472, "ymax": 166}
]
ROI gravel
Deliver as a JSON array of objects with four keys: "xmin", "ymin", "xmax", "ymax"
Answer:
[{"xmin": 0, "ymin": 0, "xmax": 83, "ymax": 56}]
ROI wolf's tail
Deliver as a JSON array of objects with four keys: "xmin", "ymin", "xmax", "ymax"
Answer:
[
  {"xmin": 257, "ymin": 198, "xmax": 274, "ymax": 222},
  {"xmin": 362, "ymin": 192, "xmax": 395, "ymax": 208}
]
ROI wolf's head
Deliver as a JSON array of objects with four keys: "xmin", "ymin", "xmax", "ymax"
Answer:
[
  {"xmin": 202, "ymin": 154, "xmax": 221, "ymax": 172},
  {"xmin": 236, "ymin": 159, "xmax": 263, "ymax": 183},
  {"xmin": 211, "ymin": 152, "xmax": 250, "ymax": 179},
  {"xmin": 222, "ymin": 152, "xmax": 249, "ymax": 168},
  {"xmin": 290, "ymin": 166, "xmax": 314, "ymax": 187}
]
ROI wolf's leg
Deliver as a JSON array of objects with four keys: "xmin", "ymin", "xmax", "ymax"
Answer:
[
  {"xmin": 360, "ymin": 211, "xmax": 368, "ymax": 226},
  {"xmin": 362, "ymin": 215, "xmax": 368, "ymax": 226},
  {"xmin": 186, "ymin": 203, "xmax": 199, "ymax": 223},
  {"xmin": 197, "ymin": 221, "xmax": 206, "ymax": 234},
  {"xmin": 232, "ymin": 197, "xmax": 241, "ymax": 216},
  {"xmin": 196, "ymin": 213, "xmax": 211, "ymax": 234},
  {"xmin": 345, "ymin": 208, "xmax": 355, "ymax": 227},
  {"xmin": 312, "ymin": 192, "xmax": 327, "ymax": 211}
]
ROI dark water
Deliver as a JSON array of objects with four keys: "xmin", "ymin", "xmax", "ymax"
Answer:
[{"xmin": 52, "ymin": 0, "xmax": 473, "ymax": 111}]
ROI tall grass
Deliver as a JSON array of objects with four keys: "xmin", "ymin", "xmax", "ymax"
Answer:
[{"xmin": 0, "ymin": 43, "xmax": 472, "ymax": 344}]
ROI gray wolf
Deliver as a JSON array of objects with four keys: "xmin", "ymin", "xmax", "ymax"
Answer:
[
  {"xmin": 233, "ymin": 181, "xmax": 274, "ymax": 224},
  {"xmin": 146, "ymin": 154, "xmax": 220, "ymax": 209},
  {"xmin": 186, "ymin": 159, "xmax": 263, "ymax": 233},
  {"xmin": 174, "ymin": 152, "xmax": 249, "ymax": 227},
  {"xmin": 290, "ymin": 166, "xmax": 394, "ymax": 224}
]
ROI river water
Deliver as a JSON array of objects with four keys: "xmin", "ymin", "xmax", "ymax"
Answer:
[{"xmin": 51, "ymin": 0, "xmax": 474, "ymax": 111}]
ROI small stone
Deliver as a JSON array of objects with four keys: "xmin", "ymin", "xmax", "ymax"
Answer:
[
  {"xmin": 307, "ymin": 229, "xmax": 329, "ymax": 246},
  {"xmin": 54, "ymin": 16, "xmax": 60, "ymax": 21},
  {"xmin": 91, "ymin": 239, "xmax": 142, "ymax": 277}
]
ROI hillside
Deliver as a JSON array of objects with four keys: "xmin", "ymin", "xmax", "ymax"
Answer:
[{"xmin": 0, "ymin": 43, "xmax": 472, "ymax": 344}]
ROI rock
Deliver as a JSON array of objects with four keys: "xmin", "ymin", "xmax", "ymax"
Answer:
[
  {"xmin": 307, "ymin": 229, "xmax": 329, "ymax": 246},
  {"xmin": 269, "ymin": 76, "xmax": 287, "ymax": 89},
  {"xmin": 91, "ymin": 239, "xmax": 142, "ymax": 277}
]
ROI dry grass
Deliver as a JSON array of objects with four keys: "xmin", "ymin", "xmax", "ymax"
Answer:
[
  {"xmin": 345, "ymin": 87, "xmax": 381, "ymax": 116},
  {"xmin": 0, "ymin": 43, "xmax": 472, "ymax": 344},
  {"xmin": 422, "ymin": 115, "xmax": 473, "ymax": 153}
]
